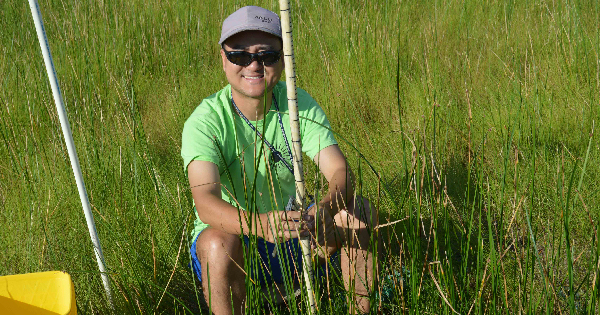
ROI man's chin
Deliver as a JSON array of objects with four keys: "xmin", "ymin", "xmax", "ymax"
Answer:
[
  {"xmin": 232, "ymin": 84, "xmax": 274, "ymax": 100},
  {"xmin": 243, "ymin": 88, "xmax": 271, "ymax": 99}
]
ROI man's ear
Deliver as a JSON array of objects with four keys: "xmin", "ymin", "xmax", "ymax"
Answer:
[
  {"xmin": 279, "ymin": 39, "xmax": 285, "ymax": 67},
  {"xmin": 220, "ymin": 48, "xmax": 227, "ymax": 70}
]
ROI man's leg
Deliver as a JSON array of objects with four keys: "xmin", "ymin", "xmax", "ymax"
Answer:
[
  {"xmin": 196, "ymin": 227, "xmax": 246, "ymax": 315},
  {"xmin": 330, "ymin": 197, "xmax": 378, "ymax": 314}
]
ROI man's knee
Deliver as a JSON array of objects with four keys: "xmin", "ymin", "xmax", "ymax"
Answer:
[
  {"xmin": 356, "ymin": 197, "xmax": 378, "ymax": 227},
  {"xmin": 196, "ymin": 228, "xmax": 243, "ymax": 263},
  {"xmin": 335, "ymin": 196, "xmax": 377, "ymax": 230},
  {"xmin": 329, "ymin": 197, "xmax": 378, "ymax": 252}
]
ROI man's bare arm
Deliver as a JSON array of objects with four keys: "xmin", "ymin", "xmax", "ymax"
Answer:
[
  {"xmin": 187, "ymin": 160, "xmax": 307, "ymax": 241},
  {"xmin": 312, "ymin": 145, "xmax": 354, "ymax": 217}
]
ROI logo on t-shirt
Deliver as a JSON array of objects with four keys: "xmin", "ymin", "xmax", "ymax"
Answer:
[{"xmin": 271, "ymin": 142, "xmax": 292, "ymax": 175}]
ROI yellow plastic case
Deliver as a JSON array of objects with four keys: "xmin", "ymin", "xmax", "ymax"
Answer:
[{"xmin": 0, "ymin": 271, "xmax": 76, "ymax": 315}]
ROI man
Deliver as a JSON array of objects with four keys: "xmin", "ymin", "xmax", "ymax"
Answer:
[{"xmin": 181, "ymin": 6, "xmax": 377, "ymax": 314}]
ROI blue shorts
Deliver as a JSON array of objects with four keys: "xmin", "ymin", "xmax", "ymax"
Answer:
[{"xmin": 190, "ymin": 228, "xmax": 339, "ymax": 286}]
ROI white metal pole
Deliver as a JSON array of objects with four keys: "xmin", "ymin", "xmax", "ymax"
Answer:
[
  {"xmin": 278, "ymin": 1, "xmax": 316, "ymax": 313},
  {"xmin": 28, "ymin": 0, "xmax": 113, "ymax": 306}
]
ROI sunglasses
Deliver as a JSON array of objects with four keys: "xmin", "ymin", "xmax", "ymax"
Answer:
[{"xmin": 223, "ymin": 49, "xmax": 282, "ymax": 66}]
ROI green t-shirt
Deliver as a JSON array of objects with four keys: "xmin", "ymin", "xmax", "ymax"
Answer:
[{"xmin": 181, "ymin": 81, "xmax": 337, "ymax": 241}]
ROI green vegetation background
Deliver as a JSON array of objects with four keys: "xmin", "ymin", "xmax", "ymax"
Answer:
[{"xmin": 1, "ymin": 0, "xmax": 599, "ymax": 313}]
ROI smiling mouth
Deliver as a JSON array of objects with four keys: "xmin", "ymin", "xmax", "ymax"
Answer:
[{"xmin": 243, "ymin": 74, "xmax": 264, "ymax": 80}]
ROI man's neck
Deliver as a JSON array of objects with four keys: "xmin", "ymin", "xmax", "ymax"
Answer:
[{"xmin": 231, "ymin": 90, "xmax": 273, "ymax": 121}]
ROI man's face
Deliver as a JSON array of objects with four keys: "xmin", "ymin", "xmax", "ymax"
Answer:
[{"xmin": 220, "ymin": 30, "xmax": 284, "ymax": 101}]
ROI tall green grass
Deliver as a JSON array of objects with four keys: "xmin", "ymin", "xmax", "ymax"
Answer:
[{"xmin": 1, "ymin": 0, "xmax": 599, "ymax": 313}]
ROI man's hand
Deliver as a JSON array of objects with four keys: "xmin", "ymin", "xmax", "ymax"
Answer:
[
  {"xmin": 306, "ymin": 204, "xmax": 338, "ymax": 250},
  {"xmin": 260, "ymin": 210, "xmax": 311, "ymax": 243}
]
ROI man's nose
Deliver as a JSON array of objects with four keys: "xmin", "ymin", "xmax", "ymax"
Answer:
[{"xmin": 245, "ymin": 59, "xmax": 264, "ymax": 71}]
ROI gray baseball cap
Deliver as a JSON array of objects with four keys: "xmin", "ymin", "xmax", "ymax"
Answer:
[{"xmin": 219, "ymin": 6, "xmax": 282, "ymax": 45}]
